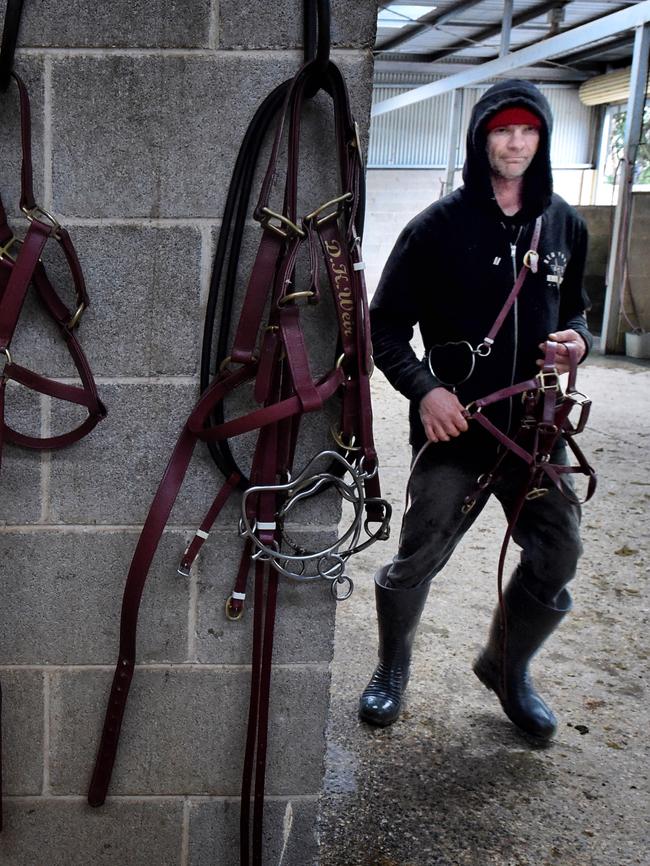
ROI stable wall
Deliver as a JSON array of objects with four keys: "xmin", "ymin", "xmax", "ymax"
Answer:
[{"xmin": 0, "ymin": 3, "xmax": 376, "ymax": 865}]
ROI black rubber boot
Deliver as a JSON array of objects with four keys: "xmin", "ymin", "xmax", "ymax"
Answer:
[
  {"xmin": 358, "ymin": 567, "xmax": 430, "ymax": 727},
  {"xmin": 473, "ymin": 571, "xmax": 571, "ymax": 740}
]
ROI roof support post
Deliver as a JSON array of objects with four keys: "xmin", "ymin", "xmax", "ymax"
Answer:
[
  {"xmin": 600, "ymin": 22, "xmax": 650, "ymax": 353},
  {"xmin": 444, "ymin": 89, "xmax": 464, "ymax": 195},
  {"xmin": 500, "ymin": 0, "xmax": 514, "ymax": 56}
]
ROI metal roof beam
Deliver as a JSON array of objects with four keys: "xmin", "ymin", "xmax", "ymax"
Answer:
[
  {"xmin": 372, "ymin": 0, "xmax": 650, "ymax": 116},
  {"xmin": 414, "ymin": 0, "xmax": 569, "ymax": 65},
  {"xmin": 375, "ymin": 0, "xmax": 485, "ymax": 53}
]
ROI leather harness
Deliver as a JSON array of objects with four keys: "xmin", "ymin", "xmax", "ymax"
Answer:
[
  {"xmin": 87, "ymin": 53, "xmax": 389, "ymax": 866},
  {"xmin": 0, "ymin": 71, "xmax": 106, "ymax": 829}
]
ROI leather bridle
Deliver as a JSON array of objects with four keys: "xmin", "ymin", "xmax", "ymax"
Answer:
[
  {"xmin": 88, "ymin": 39, "xmax": 389, "ymax": 866},
  {"xmin": 0, "ymin": 70, "xmax": 106, "ymax": 829}
]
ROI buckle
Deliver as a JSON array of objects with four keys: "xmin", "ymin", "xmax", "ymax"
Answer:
[
  {"xmin": 525, "ymin": 487, "xmax": 548, "ymax": 500},
  {"xmin": 257, "ymin": 207, "xmax": 305, "ymax": 239},
  {"xmin": 536, "ymin": 369, "xmax": 559, "ymax": 391},
  {"xmin": 0, "ymin": 346, "xmax": 12, "ymax": 377},
  {"xmin": 0, "ymin": 235, "xmax": 22, "ymax": 262},
  {"xmin": 304, "ymin": 192, "xmax": 353, "ymax": 227},
  {"xmin": 21, "ymin": 204, "xmax": 62, "ymax": 239},
  {"xmin": 277, "ymin": 290, "xmax": 317, "ymax": 307},
  {"xmin": 68, "ymin": 302, "xmax": 86, "ymax": 329},
  {"xmin": 330, "ymin": 427, "xmax": 361, "ymax": 452}
]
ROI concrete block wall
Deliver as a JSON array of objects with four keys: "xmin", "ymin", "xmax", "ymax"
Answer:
[{"xmin": 0, "ymin": 3, "xmax": 376, "ymax": 864}]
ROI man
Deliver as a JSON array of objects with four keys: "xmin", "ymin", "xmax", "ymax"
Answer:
[{"xmin": 359, "ymin": 79, "xmax": 592, "ymax": 740}]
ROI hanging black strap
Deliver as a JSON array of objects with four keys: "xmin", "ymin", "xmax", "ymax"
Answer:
[{"xmin": 0, "ymin": 0, "xmax": 25, "ymax": 92}]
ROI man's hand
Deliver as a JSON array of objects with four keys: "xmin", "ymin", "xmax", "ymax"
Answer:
[
  {"xmin": 419, "ymin": 387, "xmax": 469, "ymax": 443},
  {"xmin": 537, "ymin": 329, "xmax": 586, "ymax": 375}
]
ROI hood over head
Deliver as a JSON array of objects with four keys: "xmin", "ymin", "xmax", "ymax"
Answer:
[{"xmin": 462, "ymin": 79, "xmax": 554, "ymax": 218}]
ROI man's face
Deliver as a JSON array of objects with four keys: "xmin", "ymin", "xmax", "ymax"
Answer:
[{"xmin": 486, "ymin": 123, "xmax": 540, "ymax": 181}]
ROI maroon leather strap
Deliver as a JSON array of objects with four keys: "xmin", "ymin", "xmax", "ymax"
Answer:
[{"xmin": 484, "ymin": 215, "xmax": 543, "ymax": 347}]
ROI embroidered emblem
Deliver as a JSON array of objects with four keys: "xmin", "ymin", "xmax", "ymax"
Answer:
[{"xmin": 543, "ymin": 251, "xmax": 567, "ymax": 287}]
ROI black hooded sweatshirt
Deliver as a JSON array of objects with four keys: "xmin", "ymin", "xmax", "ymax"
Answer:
[{"xmin": 370, "ymin": 79, "xmax": 592, "ymax": 456}]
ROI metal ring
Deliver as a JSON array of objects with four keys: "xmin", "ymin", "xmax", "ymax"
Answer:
[
  {"xmin": 225, "ymin": 596, "xmax": 245, "ymax": 621},
  {"xmin": 0, "ymin": 346, "xmax": 12, "ymax": 375},
  {"xmin": 330, "ymin": 575, "xmax": 353, "ymax": 602},
  {"xmin": 475, "ymin": 342, "xmax": 492, "ymax": 357}
]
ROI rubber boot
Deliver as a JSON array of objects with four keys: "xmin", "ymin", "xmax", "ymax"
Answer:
[
  {"xmin": 473, "ymin": 570, "xmax": 571, "ymax": 740},
  {"xmin": 358, "ymin": 567, "xmax": 430, "ymax": 727}
]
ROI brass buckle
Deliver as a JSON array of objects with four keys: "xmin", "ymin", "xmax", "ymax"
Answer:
[
  {"xmin": 525, "ymin": 487, "xmax": 548, "ymax": 500},
  {"xmin": 0, "ymin": 235, "xmax": 22, "ymax": 262},
  {"xmin": 330, "ymin": 427, "xmax": 362, "ymax": 452},
  {"xmin": 225, "ymin": 596, "xmax": 245, "ymax": 621},
  {"xmin": 68, "ymin": 302, "xmax": 86, "ymax": 329},
  {"xmin": 277, "ymin": 290, "xmax": 316, "ymax": 307},
  {"xmin": 304, "ymin": 192, "xmax": 353, "ymax": 227},
  {"xmin": 0, "ymin": 346, "xmax": 12, "ymax": 377},
  {"xmin": 536, "ymin": 369, "xmax": 559, "ymax": 391},
  {"xmin": 21, "ymin": 204, "xmax": 62, "ymax": 239},
  {"xmin": 258, "ymin": 207, "xmax": 305, "ymax": 239}
]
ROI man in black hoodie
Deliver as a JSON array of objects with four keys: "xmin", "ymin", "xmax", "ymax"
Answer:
[{"xmin": 359, "ymin": 79, "xmax": 592, "ymax": 740}]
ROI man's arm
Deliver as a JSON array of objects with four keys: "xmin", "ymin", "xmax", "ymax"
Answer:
[
  {"xmin": 538, "ymin": 214, "xmax": 593, "ymax": 374},
  {"xmin": 371, "ymin": 223, "xmax": 468, "ymax": 443}
]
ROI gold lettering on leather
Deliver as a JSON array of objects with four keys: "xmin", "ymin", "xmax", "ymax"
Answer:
[
  {"xmin": 324, "ymin": 238, "xmax": 353, "ymax": 336},
  {"xmin": 325, "ymin": 239, "xmax": 342, "ymax": 257}
]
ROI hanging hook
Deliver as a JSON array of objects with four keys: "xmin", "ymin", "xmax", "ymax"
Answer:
[{"xmin": 0, "ymin": 0, "xmax": 25, "ymax": 93}]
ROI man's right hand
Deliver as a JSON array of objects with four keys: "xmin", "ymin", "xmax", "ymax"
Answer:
[{"xmin": 419, "ymin": 387, "xmax": 469, "ymax": 443}]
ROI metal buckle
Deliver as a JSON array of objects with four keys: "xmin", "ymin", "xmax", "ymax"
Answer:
[
  {"xmin": 21, "ymin": 204, "xmax": 62, "ymax": 239},
  {"xmin": 525, "ymin": 487, "xmax": 548, "ymax": 500},
  {"xmin": 0, "ymin": 235, "xmax": 22, "ymax": 262},
  {"xmin": 257, "ymin": 207, "xmax": 305, "ymax": 239},
  {"xmin": 304, "ymin": 192, "xmax": 353, "ymax": 227},
  {"xmin": 277, "ymin": 290, "xmax": 317, "ymax": 307},
  {"xmin": 0, "ymin": 346, "xmax": 12, "ymax": 377},
  {"xmin": 536, "ymin": 369, "xmax": 559, "ymax": 391},
  {"xmin": 68, "ymin": 302, "xmax": 86, "ymax": 329},
  {"xmin": 330, "ymin": 427, "xmax": 362, "ymax": 452}
]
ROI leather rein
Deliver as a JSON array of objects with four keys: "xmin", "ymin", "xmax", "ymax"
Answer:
[{"xmin": 87, "ymin": 54, "xmax": 389, "ymax": 866}]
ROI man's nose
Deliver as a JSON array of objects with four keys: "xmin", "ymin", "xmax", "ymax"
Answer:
[{"xmin": 507, "ymin": 130, "xmax": 526, "ymax": 149}]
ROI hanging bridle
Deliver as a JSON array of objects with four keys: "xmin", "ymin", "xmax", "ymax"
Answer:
[
  {"xmin": 0, "ymin": 70, "xmax": 106, "ymax": 829},
  {"xmin": 88, "ymin": 41, "xmax": 389, "ymax": 866}
]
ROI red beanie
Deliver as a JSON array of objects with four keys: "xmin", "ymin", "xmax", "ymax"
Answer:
[{"xmin": 485, "ymin": 107, "xmax": 542, "ymax": 132}]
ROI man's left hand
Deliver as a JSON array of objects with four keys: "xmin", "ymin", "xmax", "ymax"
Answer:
[{"xmin": 537, "ymin": 329, "xmax": 586, "ymax": 375}]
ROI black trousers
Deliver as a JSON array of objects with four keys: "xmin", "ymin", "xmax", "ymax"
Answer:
[{"xmin": 384, "ymin": 441, "xmax": 583, "ymax": 606}]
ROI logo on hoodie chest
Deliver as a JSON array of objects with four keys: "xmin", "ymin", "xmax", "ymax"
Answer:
[{"xmin": 543, "ymin": 251, "xmax": 567, "ymax": 287}]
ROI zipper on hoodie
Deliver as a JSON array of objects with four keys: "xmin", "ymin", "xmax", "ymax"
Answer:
[{"xmin": 507, "ymin": 226, "xmax": 523, "ymax": 433}]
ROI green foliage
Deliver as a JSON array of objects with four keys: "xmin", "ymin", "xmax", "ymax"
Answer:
[{"xmin": 605, "ymin": 105, "xmax": 650, "ymax": 185}]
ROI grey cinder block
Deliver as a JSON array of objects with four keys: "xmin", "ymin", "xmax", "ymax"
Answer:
[
  {"xmin": 0, "ymin": 530, "xmax": 189, "ymax": 664},
  {"xmin": 0, "ymin": 58, "xmax": 44, "ymax": 218},
  {"xmin": 218, "ymin": 0, "xmax": 377, "ymax": 50},
  {"xmin": 195, "ymin": 530, "xmax": 338, "ymax": 664},
  {"xmin": 52, "ymin": 54, "xmax": 300, "ymax": 218},
  {"xmin": 0, "ymin": 383, "xmax": 43, "ymax": 524},
  {"xmin": 0, "ymin": 669, "xmax": 44, "ymax": 795},
  {"xmin": 49, "ymin": 666, "xmax": 329, "ymax": 796},
  {"xmin": 188, "ymin": 797, "xmax": 320, "ymax": 866},
  {"xmin": 0, "ymin": 797, "xmax": 183, "ymax": 866},
  {"xmin": 11, "ymin": 225, "xmax": 204, "ymax": 378},
  {"xmin": 51, "ymin": 53, "xmax": 373, "ymax": 219},
  {"xmin": 0, "ymin": 0, "xmax": 212, "ymax": 48}
]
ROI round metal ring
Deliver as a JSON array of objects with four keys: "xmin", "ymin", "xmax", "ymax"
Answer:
[
  {"xmin": 225, "ymin": 596, "xmax": 245, "ymax": 621},
  {"xmin": 330, "ymin": 575, "xmax": 353, "ymax": 602},
  {"xmin": 278, "ymin": 290, "xmax": 316, "ymax": 306}
]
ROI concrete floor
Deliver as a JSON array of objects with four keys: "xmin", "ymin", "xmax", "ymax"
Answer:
[{"xmin": 317, "ymin": 351, "xmax": 649, "ymax": 866}]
